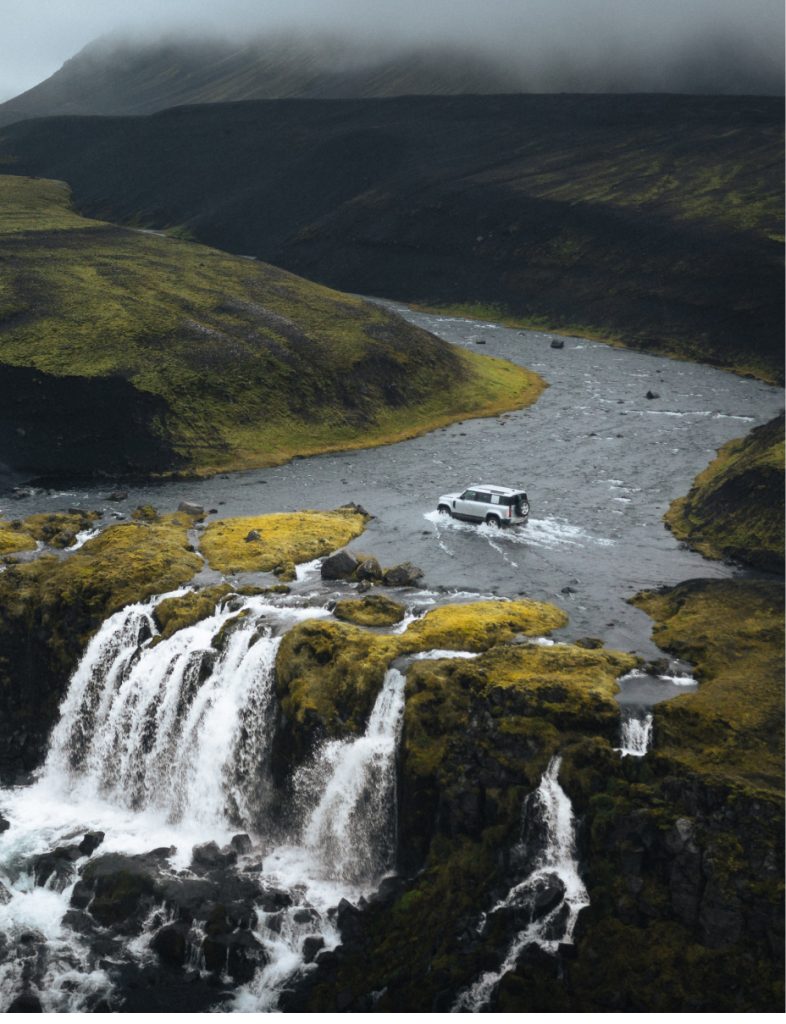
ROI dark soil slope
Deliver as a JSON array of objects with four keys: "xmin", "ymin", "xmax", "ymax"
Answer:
[{"xmin": 1, "ymin": 94, "xmax": 781, "ymax": 381}]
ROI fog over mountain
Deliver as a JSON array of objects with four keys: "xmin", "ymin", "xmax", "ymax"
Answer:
[{"xmin": 1, "ymin": 0, "xmax": 783, "ymax": 103}]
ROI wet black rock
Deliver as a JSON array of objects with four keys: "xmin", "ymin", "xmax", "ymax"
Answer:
[
  {"xmin": 191, "ymin": 841, "xmax": 238, "ymax": 871},
  {"xmin": 178, "ymin": 501, "xmax": 205, "ymax": 517},
  {"xmin": 339, "ymin": 502, "xmax": 371, "ymax": 518},
  {"xmin": 152, "ymin": 921, "xmax": 191, "ymax": 967},
  {"xmin": 69, "ymin": 879, "xmax": 93, "ymax": 910},
  {"xmin": 320, "ymin": 549, "xmax": 359, "ymax": 580},
  {"xmin": 244, "ymin": 530, "xmax": 261, "ymax": 542},
  {"xmin": 356, "ymin": 556, "xmax": 383, "ymax": 581},
  {"xmin": 383, "ymin": 562, "xmax": 424, "ymax": 587},
  {"xmin": 230, "ymin": 833, "xmax": 253, "ymax": 855},
  {"xmin": 80, "ymin": 852, "xmax": 162, "ymax": 932},
  {"xmin": 645, "ymin": 390, "xmax": 660, "ymax": 400},
  {"xmin": 0, "ymin": 814, "xmax": 9, "ymax": 833},
  {"xmin": 550, "ymin": 338, "xmax": 565, "ymax": 349},
  {"xmin": 6, "ymin": 991, "xmax": 43, "ymax": 1012},
  {"xmin": 203, "ymin": 929, "xmax": 268, "ymax": 982},
  {"xmin": 78, "ymin": 830, "xmax": 105, "ymax": 856},
  {"xmin": 302, "ymin": 935, "xmax": 325, "ymax": 963},
  {"xmin": 105, "ymin": 490, "xmax": 128, "ymax": 501}
]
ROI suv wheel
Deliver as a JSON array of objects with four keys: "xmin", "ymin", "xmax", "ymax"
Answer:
[
  {"xmin": 485, "ymin": 514, "xmax": 501, "ymax": 528},
  {"xmin": 437, "ymin": 504, "xmax": 452, "ymax": 517}
]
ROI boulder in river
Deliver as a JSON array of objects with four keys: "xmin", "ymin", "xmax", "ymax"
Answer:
[
  {"xmin": 178, "ymin": 501, "xmax": 205, "ymax": 517},
  {"xmin": 382, "ymin": 562, "xmax": 424, "ymax": 588},
  {"xmin": 320, "ymin": 549, "xmax": 359, "ymax": 580},
  {"xmin": 645, "ymin": 390, "xmax": 660, "ymax": 400},
  {"xmin": 550, "ymin": 338, "xmax": 565, "ymax": 349}
]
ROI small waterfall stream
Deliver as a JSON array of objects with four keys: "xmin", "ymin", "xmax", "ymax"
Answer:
[
  {"xmin": 454, "ymin": 756, "xmax": 588, "ymax": 1012},
  {"xmin": 619, "ymin": 708, "xmax": 653, "ymax": 757}
]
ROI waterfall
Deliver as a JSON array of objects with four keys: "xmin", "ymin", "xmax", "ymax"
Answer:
[
  {"xmin": 453, "ymin": 756, "xmax": 588, "ymax": 1012},
  {"xmin": 619, "ymin": 708, "xmax": 653, "ymax": 757},
  {"xmin": 42, "ymin": 593, "xmax": 329, "ymax": 830}
]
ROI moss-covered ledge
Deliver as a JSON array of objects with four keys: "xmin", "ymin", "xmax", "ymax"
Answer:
[
  {"xmin": 665, "ymin": 413, "xmax": 784, "ymax": 572},
  {"xmin": 199, "ymin": 506, "xmax": 369, "ymax": 576},
  {"xmin": 272, "ymin": 599, "xmax": 570, "ymax": 776}
]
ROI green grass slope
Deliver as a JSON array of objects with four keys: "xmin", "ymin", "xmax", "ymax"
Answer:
[
  {"xmin": 0, "ymin": 176, "xmax": 543, "ymax": 479},
  {"xmin": 665, "ymin": 413, "xmax": 784, "ymax": 571},
  {"xmin": 0, "ymin": 94, "xmax": 781, "ymax": 381}
]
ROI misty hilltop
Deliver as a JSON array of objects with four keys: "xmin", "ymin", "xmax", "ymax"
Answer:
[
  {"xmin": 1, "ymin": 20, "xmax": 783, "ymax": 127},
  {"xmin": 0, "ymin": 34, "xmax": 526, "ymax": 126}
]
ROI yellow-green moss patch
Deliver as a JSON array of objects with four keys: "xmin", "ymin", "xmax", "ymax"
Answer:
[
  {"xmin": 633, "ymin": 578, "xmax": 784, "ymax": 796},
  {"xmin": 0, "ymin": 522, "xmax": 37, "ymax": 555},
  {"xmin": 400, "ymin": 600, "xmax": 568, "ymax": 652},
  {"xmin": 200, "ymin": 507, "xmax": 369, "ymax": 575},
  {"xmin": 333, "ymin": 594, "xmax": 406, "ymax": 627},
  {"xmin": 152, "ymin": 584, "xmax": 232, "ymax": 639}
]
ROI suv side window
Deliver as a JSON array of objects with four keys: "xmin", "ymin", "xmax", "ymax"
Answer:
[
  {"xmin": 490, "ymin": 494, "xmax": 500, "ymax": 504},
  {"xmin": 475, "ymin": 492, "xmax": 492, "ymax": 504},
  {"xmin": 461, "ymin": 490, "xmax": 477, "ymax": 501}
]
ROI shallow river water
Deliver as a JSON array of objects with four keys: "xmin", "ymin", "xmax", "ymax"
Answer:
[{"xmin": 5, "ymin": 304, "xmax": 781, "ymax": 660}]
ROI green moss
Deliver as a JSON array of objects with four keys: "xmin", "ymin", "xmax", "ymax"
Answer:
[
  {"xmin": 0, "ymin": 175, "xmax": 545, "ymax": 477},
  {"xmin": 152, "ymin": 584, "xmax": 232, "ymax": 639},
  {"xmin": 665, "ymin": 414, "xmax": 784, "ymax": 571},
  {"xmin": 0, "ymin": 522, "xmax": 36, "ymax": 555},
  {"xmin": 333, "ymin": 594, "xmax": 406, "ymax": 627},
  {"xmin": 200, "ymin": 507, "xmax": 368, "ymax": 575},
  {"xmin": 633, "ymin": 578, "xmax": 784, "ymax": 797}
]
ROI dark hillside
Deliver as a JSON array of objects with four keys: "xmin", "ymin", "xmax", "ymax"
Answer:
[{"xmin": 1, "ymin": 94, "xmax": 781, "ymax": 380}]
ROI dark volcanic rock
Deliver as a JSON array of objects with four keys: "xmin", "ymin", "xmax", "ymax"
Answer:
[
  {"xmin": 550, "ymin": 338, "xmax": 565, "ymax": 349},
  {"xmin": 151, "ymin": 921, "xmax": 192, "ymax": 967},
  {"xmin": 178, "ymin": 501, "xmax": 205, "ymax": 517},
  {"xmin": 320, "ymin": 549, "xmax": 359, "ymax": 580},
  {"xmin": 382, "ymin": 562, "xmax": 424, "ymax": 587},
  {"xmin": 6, "ymin": 992, "xmax": 43, "ymax": 1012}
]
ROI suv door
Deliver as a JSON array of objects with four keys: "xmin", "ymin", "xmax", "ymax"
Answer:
[
  {"xmin": 473, "ymin": 491, "xmax": 493, "ymax": 520},
  {"xmin": 454, "ymin": 489, "xmax": 478, "ymax": 517}
]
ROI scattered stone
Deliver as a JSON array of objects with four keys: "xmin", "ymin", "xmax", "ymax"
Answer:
[
  {"xmin": 302, "ymin": 935, "xmax": 325, "ymax": 963},
  {"xmin": 474, "ymin": 338, "xmax": 487, "ymax": 345},
  {"xmin": 78, "ymin": 831, "xmax": 105, "ymax": 857},
  {"xmin": 0, "ymin": 813, "xmax": 9, "ymax": 833},
  {"xmin": 191, "ymin": 841, "xmax": 237, "ymax": 871},
  {"xmin": 320, "ymin": 549, "xmax": 359, "ymax": 581},
  {"xmin": 382, "ymin": 562, "xmax": 424, "ymax": 588},
  {"xmin": 7, "ymin": 992, "xmax": 43, "ymax": 1012},
  {"xmin": 575, "ymin": 637, "xmax": 603, "ymax": 650},
  {"xmin": 152, "ymin": 921, "xmax": 191, "ymax": 967},
  {"xmin": 356, "ymin": 579, "xmax": 372, "ymax": 593},
  {"xmin": 550, "ymin": 338, "xmax": 565, "ymax": 349},
  {"xmin": 230, "ymin": 834, "xmax": 253, "ymax": 855},
  {"xmin": 178, "ymin": 501, "xmax": 205, "ymax": 517},
  {"xmin": 560, "ymin": 585, "xmax": 577, "ymax": 595},
  {"xmin": 105, "ymin": 491, "xmax": 128, "ymax": 501},
  {"xmin": 244, "ymin": 530, "xmax": 261, "ymax": 543},
  {"xmin": 339, "ymin": 502, "xmax": 371, "ymax": 518},
  {"xmin": 645, "ymin": 390, "xmax": 660, "ymax": 400},
  {"xmin": 355, "ymin": 556, "xmax": 383, "ymax": 582}
]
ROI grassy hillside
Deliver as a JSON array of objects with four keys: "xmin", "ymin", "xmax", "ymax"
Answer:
[
  {"xmin": 0, "ymin": 176, "xmax": 542, "ymax": 479},
  {"xmin": 665, "ymin": 413, "xmax": 784, "ymax": 571},
  {"xmin": 0, "ymin": 94, "xmax": 781, "ymax": 381}
]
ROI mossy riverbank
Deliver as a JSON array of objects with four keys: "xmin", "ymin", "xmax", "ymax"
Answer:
[
  {"xmin": 665, "ymin": 413, "xmax": 784, "ymax": 572},
  {"xmin": 0, "ymin": 175, "xmax": 544, "ymax": 481}
]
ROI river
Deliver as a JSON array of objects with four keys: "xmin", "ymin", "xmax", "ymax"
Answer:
[{"xmin": 3, "ymin": 304, "xmax": 782, "ymax": 661}]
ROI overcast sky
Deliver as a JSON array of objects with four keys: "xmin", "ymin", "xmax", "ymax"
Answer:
[{"xmin": 1, "ymin": 0, "xmax": 783, "ymax": 101}]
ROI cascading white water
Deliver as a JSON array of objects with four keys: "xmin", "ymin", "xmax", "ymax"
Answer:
[
  {"xmin": 619, "ymin": 710, "xmax": 653, "ymax": 757},
  {"xmin": 453, "ymin": 756, "xmax": 588, "ymax": 1012},
  {"xmin": 301, "ymin": 667, "xmax": 407, "ymax": 882},
  {"xmin": 43, "ymin": 593, "xmax": 329, "ymax": 829},
  {"xmin": 229, "ymin": 667, "xmax": 410, "ymax": 1011}
]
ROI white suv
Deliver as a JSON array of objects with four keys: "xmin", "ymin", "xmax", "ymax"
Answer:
[{"xmin": 437, "ymin": 484, "xmax": 530, "ymax": 527}]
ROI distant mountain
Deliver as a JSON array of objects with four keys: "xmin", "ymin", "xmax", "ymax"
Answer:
[
  {"xmin": 1, "ymin": 94, "xmax": 782, "ymax": 382},
  {"xmin": 0, "ymin": 34, "xmax": 525, "ymax": 127}
]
